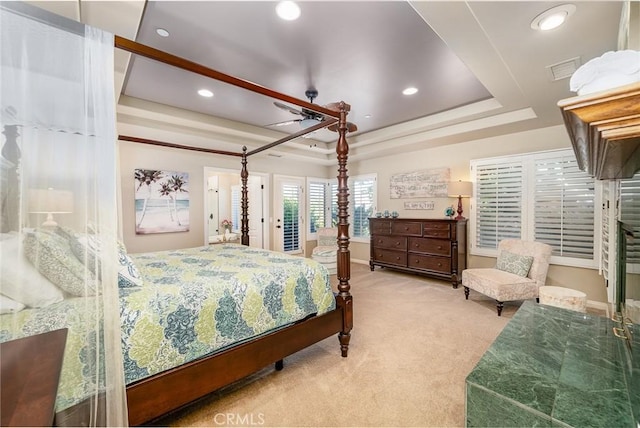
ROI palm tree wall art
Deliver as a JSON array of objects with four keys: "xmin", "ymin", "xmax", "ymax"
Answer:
[{"xmin": 134, "ymin": 169, "xmax": 190, "ymax": 234}]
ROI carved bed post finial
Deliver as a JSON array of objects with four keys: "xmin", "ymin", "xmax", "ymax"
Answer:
[
  {"xmin": 241, "ymin": 146, "xmax": 249, "ymax": 246},
  {"xmin": 1, "ymin": 125, "xmax": 20, "ymax": 233},
  {"xmin": 335, "ymin": 101, "xmax": 353, "ymax": 357}
]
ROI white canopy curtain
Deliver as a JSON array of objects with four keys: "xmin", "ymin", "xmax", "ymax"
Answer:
[{"xmin": 0, "ymin": 3, "xmax": 127, "ymax": 426}]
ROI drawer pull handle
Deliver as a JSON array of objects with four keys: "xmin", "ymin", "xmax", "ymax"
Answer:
[
  {"xmin": 437, "ymin": 246, "xmax": 442, "ymax": 250},
  {"xmin": 438, "ymin": 263, "xmax": 442, "ymax": 267},
  {"xmin": 396, "ymin": 257, "xmax": 400, "ymax": 261},
  {"xmin": 396, "ymin": 241, "xmax": 401, "ymax": 246},
  {"xmin": 404, "ymin": 227, "xmax": 409, "ymax": 230}
]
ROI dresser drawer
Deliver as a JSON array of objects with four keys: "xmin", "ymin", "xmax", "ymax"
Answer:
[
  {"xmin": 391, "ymin": 221, "xmax": 422, "ymax": 236},
  {"xmin": 422, "ymin": 222, "xmax": 451, "ymax": 239},
  {"xmin": 372, "ymin": 235, "xmax": 407, "ymax": 250},
  {"xmin": 408, "ymin": 254, "xmax": 451, "ymax": 273},
  {"xmin": 372, "ymin": 249, "xmax": 407, "ymax": 267},
  {"xmin": 370, "ymin": 220, "xmax": 391, "ymax": 235},
  {"xmin": 408, "ymin": 237, "xmax": 451, "ymax": 256}
]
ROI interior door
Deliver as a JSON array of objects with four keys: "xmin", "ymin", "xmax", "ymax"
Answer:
[
  {"xmin": 247, "ymin": 175, "xmax": 264, "ymax": 248},
  {"xmin": 207, "ymin": 176, "xmax": 219, "ymax": 240},
  {"xmin": 274, "ymin": 176, "xmax": 304, "ymax": 254}
]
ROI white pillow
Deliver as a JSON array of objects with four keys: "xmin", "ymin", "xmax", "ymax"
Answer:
[
  {"xmin": 0, "ymin": 294, "xmax": 25, "ymax": 314},
  {"xmin": 0, "ymin": 236, "xmax": 64, "ymax": 308}
]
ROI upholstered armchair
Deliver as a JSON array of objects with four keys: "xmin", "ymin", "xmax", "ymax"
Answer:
[
  {"xmin": 311, "ymin": 227, "xmax": 338, "ymax": 275},
  {"xmin": 462, "ymin": 239, "xmax": 552, "ymax": 316}
]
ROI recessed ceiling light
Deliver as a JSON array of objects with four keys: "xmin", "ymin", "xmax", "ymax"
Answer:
[
  {"xmin": 156, "ymin": 28, "xmax": 170, "ymax": 37},
  {"xmin": 402, "ymin": 87, "xmax": 418, "ymax": 96},
  {"xmin": 198, "ymin": 89, "xmax": 214, "ymax": 98},
  {"xmin": 276, "ymin": 1, "xmax": 301, "ymax": 21},
  {"xmin": 531, "ymin": 4, "xmax": 576, "ymax": 31}
]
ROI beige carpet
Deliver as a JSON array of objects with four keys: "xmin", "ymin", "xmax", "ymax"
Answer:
[{"xmin": 153, "ymin": 264, "xmax": 525, "ymax": 427}]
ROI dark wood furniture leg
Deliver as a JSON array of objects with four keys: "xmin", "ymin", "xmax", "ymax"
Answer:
[
  {"xmin": 496, "ymin": 300, "xmax": 504, "ymax": 316},
  {"xmin": 275, "ymin": 359, "xmax": 284, "ymax": 371}
]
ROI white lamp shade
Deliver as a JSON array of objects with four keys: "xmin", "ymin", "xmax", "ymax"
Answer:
[
  {"xmin": 29, "ymin": 188, "xmax": 74, "ymax": 214},
  {"xmin": 447, "ymin": 180, "xmax": 472, "ymax": 197}
]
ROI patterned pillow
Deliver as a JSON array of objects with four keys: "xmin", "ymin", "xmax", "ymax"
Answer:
[
  {"xmin": 117, "ymin": 247, "xmax": 143, "ymax": 288},
  {"xmin": 69, "ymin": 234, "xmax": 103, "ymax": 276},
  {"xmin": 317, "ymin": 230, "xmax": 337, "ymax": 247},
  {"xmin": 23, "ymin": 229, "xmax": 99, "ymax": 296},
  {"xmin": 70, "ymin": 233, "xmax": 142, "ymax": 288},
  {"xmin": 496, "ymin": 250, "xmax": 534, "ymax": 277}
]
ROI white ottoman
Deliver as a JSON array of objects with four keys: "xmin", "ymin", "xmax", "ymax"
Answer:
[{"xmin": 539, "ymin": 286, "xmax": 587, "ymax": 313}]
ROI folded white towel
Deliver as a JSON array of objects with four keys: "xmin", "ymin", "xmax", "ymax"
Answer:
[{"xmin": 570, "ymin": 50, "xmax": 640, "ymax": 95}]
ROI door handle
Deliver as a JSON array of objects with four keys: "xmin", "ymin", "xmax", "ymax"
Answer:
[{"xmin": 209, "ymin": 213, "xmax": 213, "ymax": 220}]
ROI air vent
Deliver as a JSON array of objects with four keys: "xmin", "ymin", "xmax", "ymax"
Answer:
[
  {"xmin": 267, "ymin": 153, "xmax": 282, "ymax": 158},
  {"xmin": 546, "ymin": 57, "xmax": 581, "ymax": 81}
]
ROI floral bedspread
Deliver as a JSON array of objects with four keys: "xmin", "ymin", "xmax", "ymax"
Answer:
[
  {"xmin": 0, "ymin": 244, "xmax": 335, "ymax": 411},
  {"xmin": 121, "ymin": 244, "xmax": 335, "ymax": 384}
]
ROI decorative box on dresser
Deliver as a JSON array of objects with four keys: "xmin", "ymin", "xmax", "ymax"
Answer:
[{"xmin": 369, "ymin": 217, "xmax": 467, "ymax": 288}]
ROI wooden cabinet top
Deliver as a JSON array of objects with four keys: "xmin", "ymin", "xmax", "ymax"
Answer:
[
  {"xmin": 369, "ymin": 218, "xmax": 465, "ymax": 223},
  {"xmin": 557, "ymin": 82, "xmax": 640, "ymax": 180}
]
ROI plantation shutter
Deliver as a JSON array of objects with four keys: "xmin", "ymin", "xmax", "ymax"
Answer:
[
  {"xmin": 620, "ymin": 173, "xmax": 640, "ymax": 263},
  {"xmin": 534, "ymin": 155, "xmax": 595, "ymax": 259},
  {"xmin": 231, "ymin": 186, "xmax": 240, "ymax": 233},
  {"xmin": 308, "ymin": 181, "xmax": 326, "ymax": 233},
  {"xmin": 601, "ymin": 181, "xmax": 614, "ymax": 279},
  {"xmin": 353, "ymin": 177, "xmax": 375, "ymax": 238},
  {"xmin": 282, "ymin": 183, "xmax": 300, "ymax": 252},
  {"xmin": 474, "ymin": 161, "xmax": 523, "ymax": 249}
]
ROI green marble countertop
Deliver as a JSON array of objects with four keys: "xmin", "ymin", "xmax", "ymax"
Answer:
[{"xmin": 466, "ymin": 301, "xmax": 638, "ymax": 427}]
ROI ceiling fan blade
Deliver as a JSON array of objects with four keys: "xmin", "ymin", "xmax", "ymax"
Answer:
[
  {"xmin": 273, "ymin": 101, "xmax": 304, "ymax": 116},
  {"xmin": 265, "ymin": 119, "xmax": 301, "ymax": 127}
]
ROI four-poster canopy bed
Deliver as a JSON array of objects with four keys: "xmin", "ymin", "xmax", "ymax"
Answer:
[
  {"xmin": 114, "ymin": 36, "xmax": 354, "ymax": 425},
  {"xmin": 0, "ymin": 11, "xmax": 354, "ymax": 426}
]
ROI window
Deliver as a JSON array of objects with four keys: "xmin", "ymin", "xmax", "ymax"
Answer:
[
  {"xmin": 351, "ymin": 174, "xmax": 377, "ymax": 241},
  {"xmin": 533, "ymin": 153, "xmax": 595, "ymax": 260},
  {"xmin": 471, "ymin": 149, "xmax": 599, "ymax": 268},
  {"xmin": 282, "ymin": 183, "xmax": 301, "ymax": 252},
  {"xmin": 620, "ymin": 173, "xmax": 640, "ymax": 263},
  {"xmin": 307, "ymin": 180, "xmax": 333, "ymax": 234},
  {"xmin": 474, "ymin": 160, "xmax": 523, "ymax": 249},
  {"xmin": 231, "ymin": 185, "xmax": 240, "ymax": 233},
  {"xmin": 306, "ymin": 174, "xmax": 376, "ymax": 242}
]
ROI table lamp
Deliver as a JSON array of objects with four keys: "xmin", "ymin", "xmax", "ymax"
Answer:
[
  {"xmin": 29, "ymin": 188, "xmax": 73, "ymax": 227},
  {"xmin": 447, "ymin": 180, "xmax": 472, "ymax": 220}
]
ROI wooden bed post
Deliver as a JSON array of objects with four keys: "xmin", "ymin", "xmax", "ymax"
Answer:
[
  {"xmin": 336, "ymin": 102, "xmax": 353, "ymax": 358},
  {"xmin": 241, "ymin": 146, "xmax": 249, "ymax": 246},
  {"xmin": 1, "ymin": 125, "xmax": 20, "ymax": 233}
]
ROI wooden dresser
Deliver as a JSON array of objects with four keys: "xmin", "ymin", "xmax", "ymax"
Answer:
[{"xmin": 369, "ymin": 218, "xmax": 467, "ymax": 288}]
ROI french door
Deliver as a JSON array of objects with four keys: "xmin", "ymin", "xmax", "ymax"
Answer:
[{"xmin": 274, "ymin": 175, "xmax": 304, "ymax": 254}]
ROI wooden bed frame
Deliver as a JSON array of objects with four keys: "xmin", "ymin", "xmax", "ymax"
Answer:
[{"xmin": 113, "ymin": 37, "xmax": 354, "ymax": 426}]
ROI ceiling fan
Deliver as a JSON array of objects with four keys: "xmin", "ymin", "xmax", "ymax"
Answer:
[{"xmin": 268, "ymin": 88, "xmax": 325, "ymax": 129}]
